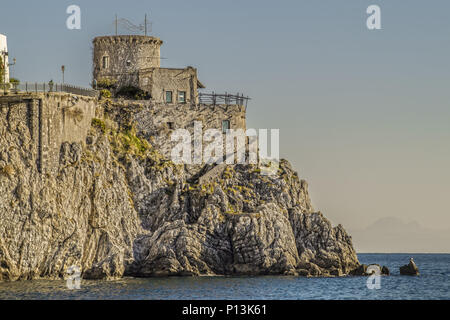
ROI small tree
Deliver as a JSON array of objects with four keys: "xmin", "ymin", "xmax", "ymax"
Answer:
[{"xmin": 10, "ymin": 78, "xmax": 20, "ymax": 85}]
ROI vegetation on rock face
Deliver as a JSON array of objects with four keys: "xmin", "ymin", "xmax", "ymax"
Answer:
[
  {"xmin": 111, "ymin": 126, "xmax": 151, "ymax": 157},
  {"xmin": 91, "ymin": 118, "xmax": 173, "ymax": 179},
  {"xmin": 91, "ymin": 118, "xmax": 107, "ymax": 133},
  {"xmin": 96, "ymin": 78, "xmax": 118, "ymax": 90},
  {"xmin": 91, "ymin": 117, "xmax": 151, "ymax": 158},
  {"xmin": 116, "ymin": 86, "xmax": 151, "ymax": 100},
  {"xmin": 99, "ymin": 89, "xmax": 112, "ymax": 99}
]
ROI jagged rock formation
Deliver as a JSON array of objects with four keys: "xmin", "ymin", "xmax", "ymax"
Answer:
[{"xmin": 0, "ymin": 100, "xmax": 360, "ymax": 281}]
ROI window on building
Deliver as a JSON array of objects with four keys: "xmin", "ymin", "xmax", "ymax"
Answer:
[
  {"xmin": 142, "ymin": 77, "xmax": 149, "ymax": 86},
  {"xmin": 222, "ymin": 120, "xmax": 230, "ymax": 133},
  {"xmin": 167, "ymin": 122, "xmax": 174, "ymax": 130},
  {"xmin": 126, "ymin": 60, "xmax": 131, "ymax": 67},
  {"xmin": 178, "ymin": 91, "xmax": 186, "ymax": 104},
  {"xmin": 166, "ymin": 91, "xmax": 173, "ymax": 103},
  {"xmin": 102, "ymin": 56, "xmax": 109, "ymax": 69}
]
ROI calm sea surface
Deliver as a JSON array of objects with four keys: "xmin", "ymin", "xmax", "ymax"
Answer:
[{"xmin": 0, "ymin": 254, "xmax": 448, "ymax": 300}]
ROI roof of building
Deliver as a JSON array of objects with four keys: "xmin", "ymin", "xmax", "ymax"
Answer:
[{"xmin": 93, "ymin": 35, "xmax": 163, "ymax": 45}]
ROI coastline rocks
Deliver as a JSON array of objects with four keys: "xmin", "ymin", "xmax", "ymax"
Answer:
[
  {"xmin": 400, "ymin": 258, "xmax": 419, "ymax": 276},
  {"xmin": 349, "ymin": 264, "xmax": 390, "ymax": 276},
  {"xmin": 381, "ymin": 265, "xmax": 390, "ymax": 275}
]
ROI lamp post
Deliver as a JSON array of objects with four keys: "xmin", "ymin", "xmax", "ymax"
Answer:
[
  {"xmin": 61, "ymin": 65, "xmax": 65, "ymax": 86},
  {"xmin": 8, "ymin": 57, "xmax": 16, "ymax": 92}
]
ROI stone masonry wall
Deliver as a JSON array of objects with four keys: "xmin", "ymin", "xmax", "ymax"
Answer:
[
  {"xmin": 133, "ymin": 102, "xmax": 247, "ymax": 160},
  {"xmin": 1, "ymin": 94, "xmax": 244, "ymax": 175},
  {"xmin": 0, "ymin": 93, "xmax": 97, "ymax": 175},
  {"xmin": 93, "ymin": 36, "xmax": 163, "ymax": 90},
  {"xmin": 139, "ymin": 67, "xmax": 200, "ymax": 104}
]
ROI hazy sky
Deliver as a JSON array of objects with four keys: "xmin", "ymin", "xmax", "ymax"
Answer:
[{"xmin": 1, "ymin": 0, "xmax": 449, "ymax": 252}]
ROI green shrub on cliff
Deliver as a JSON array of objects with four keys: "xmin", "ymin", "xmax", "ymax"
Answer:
[
  {"xmin": 117, "ymin": 128, "xmax": 150, "ymax": 155},
  {"xmin": 116, "ymin": 86, "xmax": 151, "ymax": 100},
  {"xmin": 96, "ymin": 78, "xmax": 118, "ymax": 90},
  {"xmin": 105, "ymin": 124, "xmax": 151, "ymax": 158},
  {"xmin": 91, "ymin": 118, "xmax": 106, "ymax": 133},
  {"xmin": 100, "ymin": 89, "xmax": 112, "ymax": 99}
]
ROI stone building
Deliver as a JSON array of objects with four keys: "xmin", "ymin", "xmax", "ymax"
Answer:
[
  {"xmin": 92, "ymin": 33, "xmax": 250, "ymax": 162},
  {"xmin": 92, "ymin": 35, "xmax": 205, "ymax": 104},
  {"xmin": 0, "ymin": 34, "xmax": 10, "ymax": 83},
  {"xmin": 0, "ymin": 33, "xmax": 250, "ymax": 177}
]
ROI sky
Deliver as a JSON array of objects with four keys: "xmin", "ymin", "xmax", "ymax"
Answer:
[{"xmin": 1, "ymin": 0, "xmax": 449, "ymax": 252}]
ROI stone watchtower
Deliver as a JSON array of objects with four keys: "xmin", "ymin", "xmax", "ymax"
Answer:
[
  {"xmin": 93, "ymin": 35, "xmax": 163, "ymax": 90},
  {"xmin": 92, "ymin": 35, "xmax": 204, "ymax": 104}
]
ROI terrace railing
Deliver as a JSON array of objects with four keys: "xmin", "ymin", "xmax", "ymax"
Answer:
[
  {"xmin": 198, "ymin": 92, "xmax": 250, "ymax": 107},
  {"xmin": 1, "ymin": 82, "xmax": 99, "ymax": 98}
]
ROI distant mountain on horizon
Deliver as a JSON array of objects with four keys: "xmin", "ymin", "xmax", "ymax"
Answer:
[{"xmin": 349, "ymin": 217, "xmax": 450, "ymax": 253}]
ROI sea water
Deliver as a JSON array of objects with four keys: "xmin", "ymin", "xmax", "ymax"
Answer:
[{"xmin": 0, "ymin": 254, "xmax": 448, "ymax": 300}]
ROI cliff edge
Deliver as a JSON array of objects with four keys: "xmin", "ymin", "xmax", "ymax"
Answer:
[{"xmin": 0, "ymin": 99, "xmax": 360, "ymax": 281}]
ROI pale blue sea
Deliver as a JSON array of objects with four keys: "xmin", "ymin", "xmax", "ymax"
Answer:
[{"xmin": 0, "ymin": 254, "xmax": 448, "ymax": 300}]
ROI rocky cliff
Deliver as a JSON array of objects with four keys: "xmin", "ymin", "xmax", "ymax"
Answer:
[{"xmin": 0, "ymin": 100, "xmax": 360, "ymax": 281}]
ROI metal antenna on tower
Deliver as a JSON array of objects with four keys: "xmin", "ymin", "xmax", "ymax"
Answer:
[
  {"xmin": 113, "ymin": 14, "xmax": 152, "ymax": 36},
  {"xmin": 115, "ymin": 14, "xmax": 118, "ymax": 35},
  {"xmin": 145, "ymin": 14, "xmax": 148, "ymax": 36}
]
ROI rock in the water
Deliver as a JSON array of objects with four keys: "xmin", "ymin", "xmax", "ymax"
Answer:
[
  {"xmin": 350, "ymin": 264, "xmax": 368, "ymax": 276},
  {"xmin": 350, "ymin": 264, "xmax": 389, "ymax": 276},
  {"xmin": 400, "ymin": 258, "xmax": 419, "ymax": 276},
  {"xmin": 381, "ymin": 266, "xmax": 390, "ymax": 276}
]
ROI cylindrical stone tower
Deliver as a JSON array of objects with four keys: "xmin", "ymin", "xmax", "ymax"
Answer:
[{"xmin": 92, "ymin": 35, "xmax": 163, "ymax": 89}]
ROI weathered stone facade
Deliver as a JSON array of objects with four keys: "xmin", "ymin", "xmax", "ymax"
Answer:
[
  {"xmin": 0, "ymin": 93, "xmax": 97, "ymax": 174},
  {"xmin": 105, "ymin": 100, "xmax": 246, "ymax": 160},
  {"xmin": 93, "ymin": 35, "xmax": 162, "ymax": 90},
  {"xmin": 0, "ymin": 91, "xmax": 246, "ymax": 177},
  {"xmin": 92, "ymin": 35, "xmax": 204, "ymax": 104},
  {"xmin": 140, "ymin": 67, "xmax": 203, "ymax": 105}
]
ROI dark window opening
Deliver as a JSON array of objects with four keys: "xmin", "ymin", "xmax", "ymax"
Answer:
[
  {"xmin": 166, "ymin": 91, "xmax": 173, "ymax": 103},
  {"xmin": 178, "ymin": 91, "xmax": 186, "ymax": 104},
  {"xmin": 102, "ymin": 56, "xmax": 109, "ymax": 69}
]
